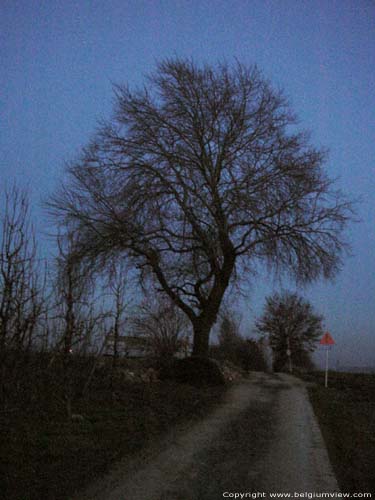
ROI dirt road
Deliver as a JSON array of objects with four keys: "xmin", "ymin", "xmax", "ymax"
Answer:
[{"xmin": 75, "ymin": 372, "xmax": 339, "ymax": 500}]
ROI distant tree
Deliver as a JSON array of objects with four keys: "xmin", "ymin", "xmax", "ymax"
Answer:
[
  {"xmin": 291, "ymin": 349, "xmax": 316, "ymax": 372},
  {"xmin": 54, "ymin": 233, "xmax": 91, "ymax": 358},
  {"xmin": 53, "ymin": 233, "xmax": 111, "ymax": 416},
  {"xmin": 105, "ymin": 260, "xmax": 129, "ymax": 382},
  {"xmin": 242, "ymin": 339, "xmax": 268, "ymax": 372},
  {"xmin": 218, "ymin": 310, "xmax": 242, "ymax": 352},
  {"xmin": 0, "ymin": 186, "xmax": 46, "ymax": 350},
  {"xmin": 131, "ymin": 295, "xmax": 191, "ymax": 359},
  {"xmin": 0, "ymin": 185, "xmax": 46, "ymax": 407},
  {"xmin": 255, "ymin": 291, "xmax": 322, "ymax": 372},
  {"xmin": 211, "ymin": 310, "xmax": 267, "ymax": 371},
  {"xmin": 49, "ymin": 58, "xmax": 353, "ymax": 358}
]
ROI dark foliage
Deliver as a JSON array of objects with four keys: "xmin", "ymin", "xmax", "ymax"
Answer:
[
  {"xmin": 211, "ymin": 311, "xmax": 268, "ymax": 371},
  {"xmin": 159, "ymin": 356, "xmax": 226, "ymax": 387},
  {"xmin": 211, "ymin": 337, "xmax": 268, "ymax": 372}
]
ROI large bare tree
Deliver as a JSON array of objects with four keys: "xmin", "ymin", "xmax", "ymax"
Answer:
[{"xmin": 49, "ymin": 59, "xmax": 352, "ymax": 357}]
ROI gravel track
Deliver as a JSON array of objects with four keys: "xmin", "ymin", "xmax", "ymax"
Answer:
[{"xmin": 74, "ymin": 372, "xmax": 339, "ymax": 500}]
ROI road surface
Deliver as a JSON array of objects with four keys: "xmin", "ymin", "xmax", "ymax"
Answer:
[{"xmin": 75, "ymin": 372, "xmax": 339, "ymax": 500}]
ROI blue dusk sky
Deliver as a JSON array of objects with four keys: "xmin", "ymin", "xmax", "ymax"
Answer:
[{"xmin": 1, "ymin": 0, "xmax": 374, "ymax": 368}]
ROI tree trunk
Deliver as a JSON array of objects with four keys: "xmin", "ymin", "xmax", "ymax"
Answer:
[
  {"xmin": 111, "ymin": 318, "xmax": 119, "ymax": 391},
  {"xmin": 191, "ymin": 320, "xmax": 211, "ymax": 357},
  {"xmin": 191, "ymin": 248, "xmax": 236, "ymax": 358}
]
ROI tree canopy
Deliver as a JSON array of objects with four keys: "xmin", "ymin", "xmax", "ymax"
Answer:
[{"xmin": 49, "ymin": 58, "xmax": 352, "ymax": 357}]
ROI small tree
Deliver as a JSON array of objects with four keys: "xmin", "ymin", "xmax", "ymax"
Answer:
[
  {"xmin": 0, "ymin": 185, "xmax": 46, "ymax": 406},
  {"xmin": 255, "ymin": 291, "xmax": 322, "ymax": 372},
  {"xmin": 54, "ymin": 233, "xmax": 91, "ymax": 357},
  {"xmin": 53, "ymin": 232, "xmax": 106, "ymax": 416},
  {"xmin": 49, "ymin": 58, "xmax": 353, "ymax": 358},
  {"xmin": 212, "ymin": 310, "xmax": 267, "ymax": 371},
  {"xmin": 218, "ymin": 310, "xmax": 242, "ymax": 351},
  {"xmin": 242, "ymin": 339, "xmax": 268, "ymax": 372},
  {"xmin": 131, "ymin": 295, "xmax": 191, "ymax": 359},
  {"xmin": 105, "ymin": 260, "xmax": 130, "ymax": 388}
]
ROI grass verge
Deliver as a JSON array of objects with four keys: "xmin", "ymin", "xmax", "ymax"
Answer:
[{"xmin": 299, "ymin": 371, "xmax": 375, "ymax": 493}]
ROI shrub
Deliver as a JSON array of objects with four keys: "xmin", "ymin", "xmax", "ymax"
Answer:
[
  {"xmin": 159, "ymin": 356, "xmax": 226, "ymax": 387},
  {"xmin": 210, "ymin": 339, "xmax": 268, "ymax": 372}
]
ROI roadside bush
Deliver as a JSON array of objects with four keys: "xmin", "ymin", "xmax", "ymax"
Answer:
[
  {"xmin": 211, "ymin": 339, "xmax": 267, "ymax": 372},
  {"xmin": 273, "ymin": 349, "xmax": 315, "ymax": 372},
  {"xmin": 212, "ymin": 311, "xmax": 268, "ymax": 372},
  {"xmin": 159, "ymin": 356, "xmax": 226, "ymax": 387}
]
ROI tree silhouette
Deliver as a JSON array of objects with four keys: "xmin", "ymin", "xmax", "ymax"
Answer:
[
  {"xmin": 49, "ymin": 59, "xmax": 352, "ymax": 357},
  {"xmin": 255, "ymin": 291, "xmax": 323, "ymax": 371}
]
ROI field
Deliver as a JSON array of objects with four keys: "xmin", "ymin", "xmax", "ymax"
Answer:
[
  {"xmin": 301, "ymin": 371, "xmax": 375, "ymax": 493},
  {"xmin": 0, "ymin": 356, "xmax": 226, "ymax": 500}
]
